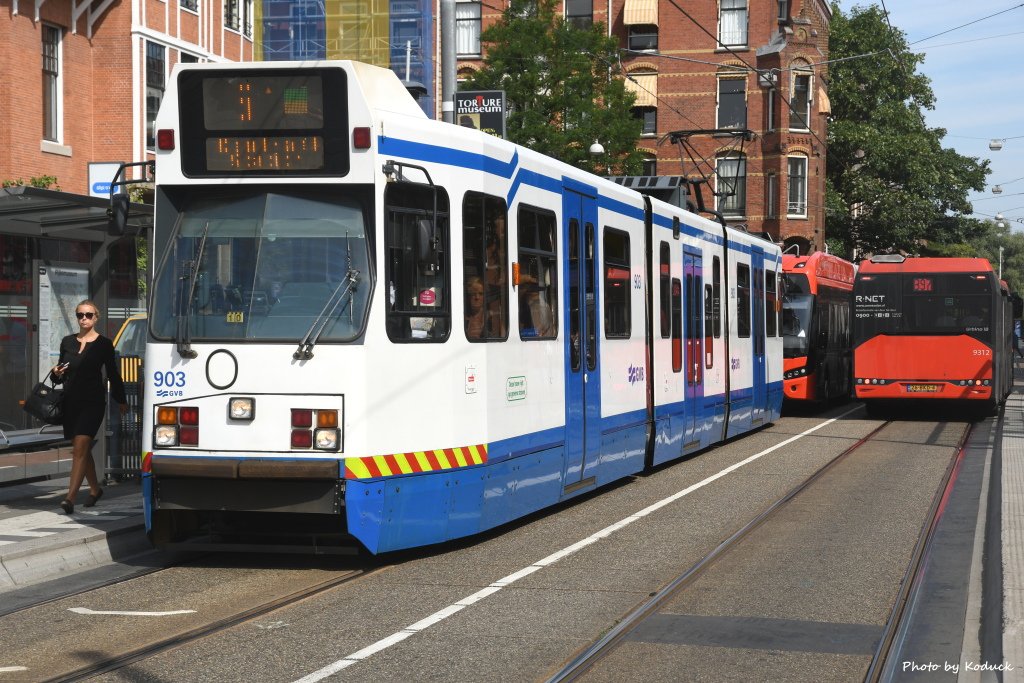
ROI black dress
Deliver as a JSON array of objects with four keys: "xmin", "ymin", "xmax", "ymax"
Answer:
[{"xmin": 51, "ymin": 334, "xmax": 127, "ymax": 440}]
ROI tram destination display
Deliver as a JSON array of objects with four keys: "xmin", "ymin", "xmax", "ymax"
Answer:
[{"xmin": 177, "ymin": 68, "xmax": 350, "ymax": 176}]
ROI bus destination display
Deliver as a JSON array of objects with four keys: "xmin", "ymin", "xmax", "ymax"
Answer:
[{"xmin": 178, "ymin": 68, "xmax": 349, "ymax": 177}]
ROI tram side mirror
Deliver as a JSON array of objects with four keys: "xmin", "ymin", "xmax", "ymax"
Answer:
[
  {"xmin": 108, "ymin": 192, "xmax": 130, "ymax": 236},
  {"xmin": 416, "ymin": 218, "xmax": 438, "ymax": 274}
]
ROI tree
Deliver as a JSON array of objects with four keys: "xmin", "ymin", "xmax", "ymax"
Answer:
[
  {"xmin": 826, "ymin": 4, "xmax": 989, "ymax": 258},
  {"xmin": 462, "ymin": 0, "xmax": 645, "ymax": 175}
]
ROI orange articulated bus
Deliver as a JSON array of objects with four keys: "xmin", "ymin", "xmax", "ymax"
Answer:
[
  {"xmin": 781, "ymin": 251, "xmax": 855, "ymax": 404},
  {"xmin": 852, "ymin": 255, "xmax": 1015, "ymax": 415}
]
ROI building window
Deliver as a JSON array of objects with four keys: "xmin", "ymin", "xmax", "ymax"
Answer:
[
  {"xmin": 628, "ymin": 25, "xmax": 658, "ymax": 50},
  {"xmin": 633, "ymin": 107, "xmax": 657, "ymax": 136},
  {"xmin": 456, "ymin": 1, "xmax": 481, "ymax": 56},
  {"xmin": 717, "ymin": 156, "xmax": 746, "ymax": 217},
  {"xmin": 789, "ymin": 72, "xmax": 811, "ymax": 130},
  {"xmin": 788, "ymin": 156, "xmax": 808, "ymax": 216},
  {"xmin": 778, "ymin": 0, "xmax": 789, "ymax": 22},
  {"xmin": 181, "ymin": 0, "xmax": 198, "ymax": 12},
  {"xmin": 42, "ymin": 25, "xmax": 61, "ymax": 143},
  {"xmin": 226, "ymin": 0, "xmax": 254, "ymax": 35},
  {"xmin": 719, "ymin": 0, "xmax": 747, "ymax": 46},
  {"xmin": 766, "ymin": 87, "xmax": 776, "ymax": 131},
  {"xmin": 642, "ymin": 157, "xmax": 657, "ymax": 176},
  {"xmin": 180, "ymin": 53, "xmax": 199, "ymax": 63},
  {"xmin": 766, "ymin": 173, "xmax": 777, "ymax": 219},
  {"xmin": 566, "ymin": 0, "xmax": 592, "ymax": 29},
  {"xmin": 717, "ymin": 77, "xmax": 746, "ymax": 130},
  {"xmin": 146, "ymin": 42, "xmax": 166, "ymax": 151},
  {"xmin": 604, "ymin": 228, "xmax": 631, "ymax": 338}
]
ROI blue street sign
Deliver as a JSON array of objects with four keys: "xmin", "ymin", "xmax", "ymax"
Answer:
[{"xmin": 93, "ymin": 181, "xmax": 112, "ymax": 195}]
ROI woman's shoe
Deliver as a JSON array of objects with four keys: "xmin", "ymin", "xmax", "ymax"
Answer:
[
  {"xmin": 60, "ymin": 499, "xmax": 74, "ymax": 514},
  {"xmin": 85, "ymin": 488, "xmax": 104, "ymax": 508}
]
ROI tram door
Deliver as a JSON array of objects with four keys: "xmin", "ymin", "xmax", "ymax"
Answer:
[
  {"xmin": 562, "ymin": 185, "xmax": 602, "ymax": 492},
  {"xmin": 751, "ymin": 248, "xmax": 767, "ymax": 425},
  {"xmin": 683, "ymin": 250, "xmax": 704, "ymax": 446}
]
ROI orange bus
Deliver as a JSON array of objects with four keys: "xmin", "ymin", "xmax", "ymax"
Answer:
[
  {"xmin": 852, "ymin": 255, "xmax": 1014, "ymax": 415},
  {"xmin": 781, "ymin": 251, "xmax": 855, "ymax": 403}
]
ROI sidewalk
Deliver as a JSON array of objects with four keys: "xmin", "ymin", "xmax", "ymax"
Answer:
[{"xmin": 0, "ymin": 475, "xmax": 148, "ymax": 590}]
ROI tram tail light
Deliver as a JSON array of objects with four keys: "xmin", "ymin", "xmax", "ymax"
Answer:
[
  {"xmin": 153, "ymin": 406, "xmax": 199, "ymax": 448},
  {"xmin": 353, "ymin": 127, "xmax": 371, "ymax": 149},
  {"xmin": 157, "ymin": 129, "xmax": 175, "ymax": 151},
  {"xmin": 291, "ymin": 429, "xmax": 313, "ymax": 449},
  {"xmin": 291, "ymin": 408, "xmax": 341, "ymax": 451}
]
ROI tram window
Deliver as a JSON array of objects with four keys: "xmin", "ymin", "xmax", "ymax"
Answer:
[
  {"xmin": 712, "ymin": 256, "xmax": 722, "ymax": 338},
  {"xmin": 704, "ymin": 283, "xmax": 714, "ymax": 368},
  {"xmin": 765, "ymin": 271, "xmax": 777, "ymax": 337},
  {"xmin": 659, "ymin": 242, "xmax": 670, "ymax": 338},
  {"xmin": 737, "ymin": 263, "xmax": 751, "ymax": 338},
  {"xmin": 604, "ymin": 228, "xmax": 631, "ymax": 338},
  {"xmin": 384, "ymin": 184, "xmax": 451, "ymax": 342},
  {"xmin": 462, "ymin": 192, "xmax": 508, "ymax": 341},
  {"xmin": 518, "ymin": 205, "xmax": 558, "ymax": 340},
  {"xmin": 672, "ymin": 278, "xmax": 682, "ymax": 372}
]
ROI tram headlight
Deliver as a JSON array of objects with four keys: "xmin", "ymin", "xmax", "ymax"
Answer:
[
  {"xmin": 229, "ymin": 397, "xmax": 255, "ymax": 421},
  {"xmin": 154, "ymin": 425, "xmax": 178, "ymax": 447},
  {"xmin": 314, "ymin": 428, "xmax": 340, "ymax": 451}
]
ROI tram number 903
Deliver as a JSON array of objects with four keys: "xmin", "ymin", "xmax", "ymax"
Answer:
[{"xmin": 154, "ymin": 371, "xmax": 186, "ymax": 387}]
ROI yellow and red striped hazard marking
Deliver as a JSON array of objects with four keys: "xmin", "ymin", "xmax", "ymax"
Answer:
[{"xmin": 344, "ymin": 444, "xmax": 488, "ymax": 479}]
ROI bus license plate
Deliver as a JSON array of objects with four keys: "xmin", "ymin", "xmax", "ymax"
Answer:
[{"xmin": 905, "ymin": 384, "xmax": 941, "ymax": 393}]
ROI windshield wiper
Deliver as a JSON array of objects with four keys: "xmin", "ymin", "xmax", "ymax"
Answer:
[
  {"xmin": 293, "ymin": 268, "xmax": 360, "ymax": 360},
  {"xmin": 176, "ymin": 221, "xmax": 210, "ymax": 359}
]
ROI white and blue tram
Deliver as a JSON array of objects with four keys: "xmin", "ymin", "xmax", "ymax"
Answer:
[{"xmin": 138, "ymin": 61, "xmax": 782, "ymax": 554}]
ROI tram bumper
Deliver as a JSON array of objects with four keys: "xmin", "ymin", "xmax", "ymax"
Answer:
[{"xmin": 151, "ymin": 456, "xmax": 344, "ymax": 514}]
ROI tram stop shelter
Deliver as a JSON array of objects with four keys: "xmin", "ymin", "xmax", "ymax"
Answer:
[{"xmin": 0, "ymin": 185, "xmax": 151, "ymax": 482}]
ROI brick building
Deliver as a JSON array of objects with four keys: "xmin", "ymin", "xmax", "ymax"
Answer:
[
  {"xmin": 0, "ymin": 0, "xmax": 255, "ymax": 194},
  {"xmin": 456, "ymin": 0, "xmax": 831, "ymax": 253}
]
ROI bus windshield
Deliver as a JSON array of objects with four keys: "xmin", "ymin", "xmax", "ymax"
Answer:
[
  {"xmin": 854, "ymin": 272, "xmax": 992, "ymax": 342},
  {"xmin": 151, "ymin": 188, "xmax": 373, "ymax": 344},
  {"xmin": 782, "ymin": 293, "xmax": 813, "ymax": 358}
]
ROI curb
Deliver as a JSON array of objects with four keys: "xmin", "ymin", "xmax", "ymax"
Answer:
[{"xmin": 0, "ymin": 516, "xmax": 150, "ymax": 590}]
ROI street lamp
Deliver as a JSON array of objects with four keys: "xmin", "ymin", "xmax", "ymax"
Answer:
[
  {"xmin": 990, "ymin": 139, "xmax": 1004, "ymax": 151},
  {"xmin": 993, "ymin": 185, "xmax": 1003, "ymax": 194}
]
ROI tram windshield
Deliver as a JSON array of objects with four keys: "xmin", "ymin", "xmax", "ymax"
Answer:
[{"xmin": 151, "ymin": 188, "xmax": 373, "ymax": 343}]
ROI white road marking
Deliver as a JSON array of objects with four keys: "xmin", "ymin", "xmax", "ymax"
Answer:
[
  {"xmin": 0, "ymin": 466, "xmax": 18, "ymax": 470},
  {"xmin": 293, "ymin": 407, "xmax": 861, "ymax": 682},
  {"xmin": 68, "ymin": 607, "xmax": 196, "ymax": 617},
  {"xmin": 0, "ymin": 666, "xmax": 29, "ymax": 673}
]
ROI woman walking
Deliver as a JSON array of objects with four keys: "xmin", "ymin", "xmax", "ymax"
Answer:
[{"xmin": 50, "ymin": 300, "xmax": 128, "ymax": 514}]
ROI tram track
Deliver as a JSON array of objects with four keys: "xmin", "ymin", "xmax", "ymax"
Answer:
[
  {"xmin": 547, "ymin": 417, "xmax": 973, "ymax": 683},
  {"xmin": 45, "ymin": 565, "xmax": 379, "ymax": 682}
]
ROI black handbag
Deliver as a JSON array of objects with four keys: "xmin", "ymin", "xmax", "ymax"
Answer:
[{"xmin": 24, "ymin": 379, "xmax": 64, "ymax": 425}]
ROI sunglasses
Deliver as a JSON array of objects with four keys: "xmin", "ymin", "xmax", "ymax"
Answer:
[{"xmin": 76, "ymin": 312, "xmax": 96, "ymax": 320}]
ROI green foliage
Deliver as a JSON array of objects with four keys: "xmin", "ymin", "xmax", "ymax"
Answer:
[
  {"xmin": 826, "ymin": 4, "xmax": 989, "ymax": 258},
  {"xmin": 2, "ymin": 175, "xmax": 61, "ymax": 191},
  {"xmin": 463, "ymin": 0, "xmax": 645, "ymax": 175}
]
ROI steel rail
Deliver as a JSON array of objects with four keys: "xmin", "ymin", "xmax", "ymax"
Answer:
[
  {"xmin": 546, "ymin": 419, "xmax": 895, "ymax": 683},
  {"xmin": 865, "ymin": 419, "xmax": 976, "ymax": 682},
  {"xmin": 46, "ymin": 567, "xmax": 377, "ymax": 683}
]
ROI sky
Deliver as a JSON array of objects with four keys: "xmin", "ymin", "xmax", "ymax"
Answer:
[{"xmin": 835, "ymin": 0, "xmax": 1024, "ymax": 231}]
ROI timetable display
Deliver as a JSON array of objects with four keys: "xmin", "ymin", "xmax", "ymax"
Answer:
[{"xmin": 178, "ymin": 68, "xmax": 350, "ymax": 177}]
